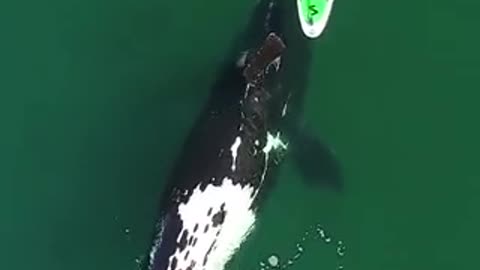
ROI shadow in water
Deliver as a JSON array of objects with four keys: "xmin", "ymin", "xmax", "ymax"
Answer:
[{"xmin": 277, "ymin": 0, "xmax": 343, "ymax": 193}]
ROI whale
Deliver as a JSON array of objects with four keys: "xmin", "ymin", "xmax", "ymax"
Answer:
[{"xmin": 144, "ymin": 1, "xmax": 341, "ymax": 270}]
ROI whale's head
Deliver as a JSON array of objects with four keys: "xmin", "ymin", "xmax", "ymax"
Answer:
[{"xmin": 235, "ymin": 0, "xmax": 286, "ymax": 52}]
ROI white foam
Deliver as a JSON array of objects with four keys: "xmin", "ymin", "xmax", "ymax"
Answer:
[
  {"xmin": 262, "ymin": 131, "xmax": 288, "ymax": 155},
  {"xmin": 256, "ymin": 131, "xmax": 288, "ymax": 195},
  {"xmin": 148, "ymin": 218, "xmax": 166, "ymax": 270}
]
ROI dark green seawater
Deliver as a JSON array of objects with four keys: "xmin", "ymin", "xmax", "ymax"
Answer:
[{"xmin": 1, "ymin": 0, "xmax": 479, "ymax": 269}]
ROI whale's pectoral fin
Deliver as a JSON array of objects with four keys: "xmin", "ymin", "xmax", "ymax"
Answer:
[{"xmin": 289, "ymin": 127, "xmax": 343, "ymax": 192}]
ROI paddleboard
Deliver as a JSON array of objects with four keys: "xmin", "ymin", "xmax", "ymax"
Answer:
[{"xmin": 296, "ymin": 0, "xmax": 335, "ymax": 39}]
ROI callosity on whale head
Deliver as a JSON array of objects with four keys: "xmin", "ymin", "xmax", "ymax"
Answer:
[{"xmin": 144, "ymin": 2, "xmax": 292, "ymax": 270}]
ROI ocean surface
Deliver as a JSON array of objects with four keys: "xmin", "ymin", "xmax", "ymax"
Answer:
[{"xmin": 1, "ymin": 0, "xmax": 479, "ymax": 270}]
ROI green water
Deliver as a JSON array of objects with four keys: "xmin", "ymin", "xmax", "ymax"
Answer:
[{"xmin": 1, "ymin": 0, "xmax": 479, "ymax": 269}]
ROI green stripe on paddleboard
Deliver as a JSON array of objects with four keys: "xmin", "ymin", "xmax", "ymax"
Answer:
[{"xmin": 301, "ymin": 0, "xmax": 327, "ymax": 24}]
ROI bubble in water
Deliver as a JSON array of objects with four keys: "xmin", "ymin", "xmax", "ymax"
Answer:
[
  {"xmin": 293, "ymin": 253, "xmax": 301, "ymax": 261},
  {"xmin": 268, "ymin": 255, "xmax": 279, "ymax": 267},
  {"xmin": 316, "ymin": 227, "xmax": 326, "ymax": 239},
  {"xmin": 296, "ymin": 243, "xmax": 303, "ymax": 253},
  {"xmin": 336, "ymin": 241, "xmax": 346, "ymax": 257},
  {"xmin": 134, "ymin": 255, "xmax": 146, "ymax": 270},
  {"xmin": 256, "ymin": 222, "xmax": 346, "ymax": 270}
]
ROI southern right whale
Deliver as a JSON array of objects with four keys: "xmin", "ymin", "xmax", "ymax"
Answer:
[{"xmin": 143, "ymin": 0, "xmax": 341, "ymax": 270}]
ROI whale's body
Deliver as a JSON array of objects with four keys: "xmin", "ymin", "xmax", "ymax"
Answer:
[
  {"xmin": 144, "ymin": 0, "xmax": 341, "ymax": 269},
  {"xmin": 146, "ymin": 2, "xmax": 293, "ymax": 270}
]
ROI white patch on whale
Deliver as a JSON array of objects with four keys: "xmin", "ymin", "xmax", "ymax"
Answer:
[
  {"xmin": 168, "ymin": 177, "xmax": 256, "ymax": 270},
  {"xmin": 266, "ymin": 56, "xmax": 282, "ymax": 73},
  {"xmin": 263, "ymin": 0, "xmax": 276, "ymax": 30},
  {"xmin": 244, "ymin": 83, "xmax": 252, "ymax": 99},
  {"xmin": 281, "ymin": 102, "xmax": 288, "ymax": 117},
  {"xmin": 282, "ymin": 93, "xmax": 291, "ymax": 118},
  {"xmin": 236, "ymin": 51, "xmax": 248, "ymax": 68},
  {"xmin": 230, "ymin": 136, "xmax": 242, "ymax": 171}
]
